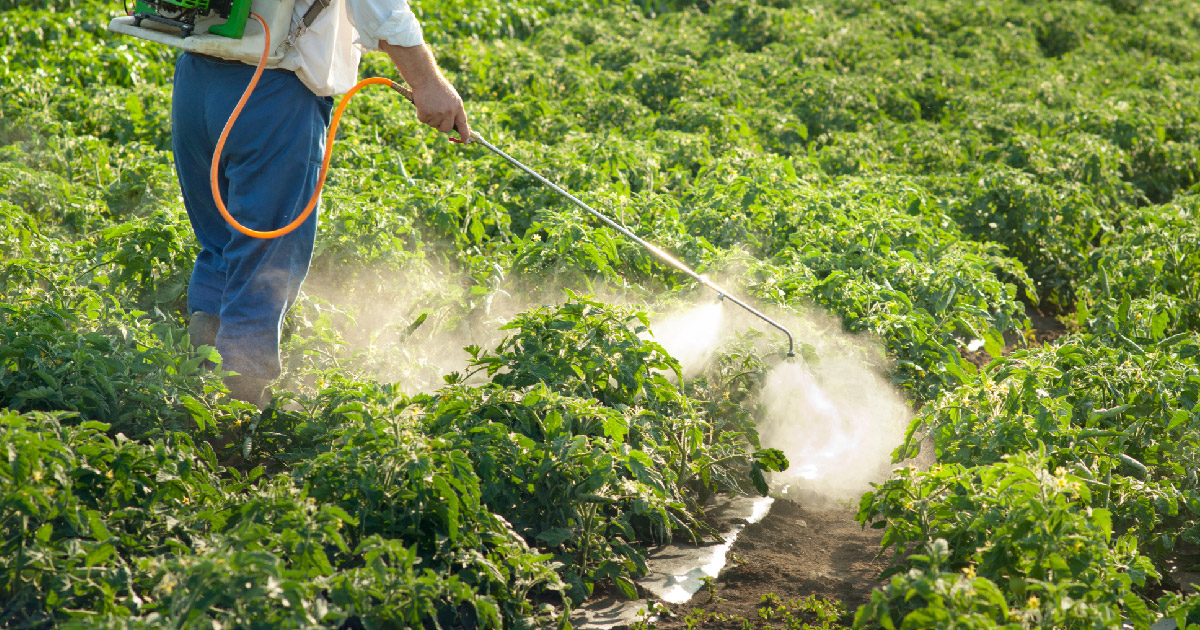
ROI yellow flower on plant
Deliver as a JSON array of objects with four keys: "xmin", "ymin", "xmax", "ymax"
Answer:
[
  {"xmin": 962, "ymin": 566, "xmax": 976, "ymax": 578},
  {"xmin": 1027, "ymin": 596, "xmax": 1040, "ymax": 609}
]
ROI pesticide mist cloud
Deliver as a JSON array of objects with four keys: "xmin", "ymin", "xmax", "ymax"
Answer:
[
  {"xmin": 758, "ymin": 348, "xmax": 910, "ymax": 503},
  {"xmin": 668, "ymin": 281, "xmax": 913, "ymax": 504},
  {"xmin": 645, "ymin": 302, "xmax": 725, "ymax": 379},
  {"xmin": 300, "ymin": 264, "xmax": 655, "ymax": 395},
  {"xmin": 302, "ymin": 265, "xmax": 912, "ymax": 504}
]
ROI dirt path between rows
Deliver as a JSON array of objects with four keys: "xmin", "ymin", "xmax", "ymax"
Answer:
[{"xmin": 652, "ymin": 499, "xmax": 890, "ymax": 628}]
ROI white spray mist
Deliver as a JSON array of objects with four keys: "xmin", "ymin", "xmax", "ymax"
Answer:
[
  {"xmin": 300, "ymin": 263, "xmax": 658, "ymax": 395},
  {"xmin": 302, "ymin": 261, "xmax": 913, "ymax": 505},
  {"xmin": 758, "ymin": 356, "xmax": 910, "ymax": 503},
  {"xmin": 692, "ymin": 277, "xmax": 913, "ymax": 505},
  {"xmin": 644, "ymin": 302, "xmax": 726, "ymax": 379}
]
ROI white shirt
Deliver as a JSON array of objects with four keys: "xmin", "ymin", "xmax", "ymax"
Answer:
[{"xmin": 276, "ymin": 0, "xmax": 424, "ymax": 96}]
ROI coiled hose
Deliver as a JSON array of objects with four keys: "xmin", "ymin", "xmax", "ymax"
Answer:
[{"xmin": 210, "ymin": 13, "xmax": 410, "ymax": 239}]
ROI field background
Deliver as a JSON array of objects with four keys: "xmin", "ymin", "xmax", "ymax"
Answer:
[{"xmin": 2, "ymin": 0, "xmax": 1199, "ymax": 628}]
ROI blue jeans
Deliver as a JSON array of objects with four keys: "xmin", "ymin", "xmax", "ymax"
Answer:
[{"xmin": 172, "ymin": 52, "xmax": 333, "ymax": 381}]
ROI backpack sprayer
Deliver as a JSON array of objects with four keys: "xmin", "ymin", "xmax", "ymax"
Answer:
[
  {"xmin": 107, "ymin": 4, "xmax": 796, "ymax": 358},
  {"xmin": 109, "ymin": 0, "xmax": 307, "ymax": 64}
]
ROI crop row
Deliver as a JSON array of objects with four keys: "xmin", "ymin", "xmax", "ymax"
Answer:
[{"xmin": 1, "ymin": 0, "xmax": 1199, "ymax": 627}]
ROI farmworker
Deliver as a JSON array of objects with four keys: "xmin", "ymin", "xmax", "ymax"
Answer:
[{"xmin": 175, "ymin": 0, "xmax": 470, "ymax": 407}]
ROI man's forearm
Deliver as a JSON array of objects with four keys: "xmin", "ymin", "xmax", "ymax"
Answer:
[{"xmin": 379, "ymin": 42, "xmax": 443, "ymax": 90}]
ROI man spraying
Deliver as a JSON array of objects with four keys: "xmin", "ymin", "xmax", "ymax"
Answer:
[{"xmin": 166, "ymin": 0, "xmax": 469, "ymax": 406}]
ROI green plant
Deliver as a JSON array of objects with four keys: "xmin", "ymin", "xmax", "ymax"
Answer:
[{"xmin": 6, "ymin": 0, "xmax": 1200, "ymax": 626}]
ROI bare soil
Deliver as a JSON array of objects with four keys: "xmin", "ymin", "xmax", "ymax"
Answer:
[
  {"xmin": 1161, "ymin": 542, "xmax": 1200, "ymax": 599},
  {"xmin": 652, "ymin": 499, "xmax": 890, "ymax": 628}
]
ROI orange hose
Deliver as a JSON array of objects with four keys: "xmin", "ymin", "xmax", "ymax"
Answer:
[{"xmin": 210, "ymin": 14, "xmax": 396, "ymax": 239}]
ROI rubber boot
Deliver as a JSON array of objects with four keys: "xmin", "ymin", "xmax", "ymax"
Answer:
[
  {"xmin": 188, "ymin": 311, "xmax": 220, "ymax": 350},
  {"xmin": 224, "ymin": 374, "xmax": 273, "ymax": 410}
]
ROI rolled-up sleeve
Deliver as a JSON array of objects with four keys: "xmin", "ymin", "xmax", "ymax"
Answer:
[{"xmin": 345, "ymin": 0, "xmax": 425, "ymax": 50}]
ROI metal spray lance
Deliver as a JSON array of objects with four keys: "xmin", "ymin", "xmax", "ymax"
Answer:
[{"xmin": 389, "ymin": 83, "xmax": 797, "ymax": 358}]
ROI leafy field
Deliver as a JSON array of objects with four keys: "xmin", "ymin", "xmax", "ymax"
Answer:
[{"xmin": 2, "ymin": 0, "xmax": 1200, "ymax": 628}]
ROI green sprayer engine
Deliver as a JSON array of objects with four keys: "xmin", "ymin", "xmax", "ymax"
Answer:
[{"xmin": 131, "ymin": 0, "xmax": 252, "ymax": 38}]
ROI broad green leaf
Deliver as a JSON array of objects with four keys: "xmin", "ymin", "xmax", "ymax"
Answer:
[
  {"xmin": 87, "ymin": 510, "xmax": 111, "ymax": 541},
  {"xmin": 754, "ymin": 448, "xmax": 788, "ymax": 472},
  {"xmin": 1167, "ymin": 410, "xmax": 1188, "ymax": 432},
  {"xmin": 85, "ymin": 542, "xmax": 115, "ymax": 567},
  {"xmin": 432, "ymin": 475, "xmax": 459, "ymax": 543},
  {"xmin": 536, "ymin": 527, "xmax": 574, "ymax": 547},
  {"xmin": 749, "ymin": 463, "xmax": 768, "ymax": 496},
  {"xmin": 601, "ymin": 414, "xmax": 627, "ymax": 443},
  {"xmin": 1151, "ymin": 312, "xmax": 1170, "ymax": 340},
  {"xmin": 613, "ymin": 575, "xmax": 638, "ymax": 599},
  {"xmin": 984, "ymin": 329, "xmax": 1004, "ymax": 359},
  {"xmin": 1123, "ymin": 590, "xmax": 1152, "ymax": 630}
]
